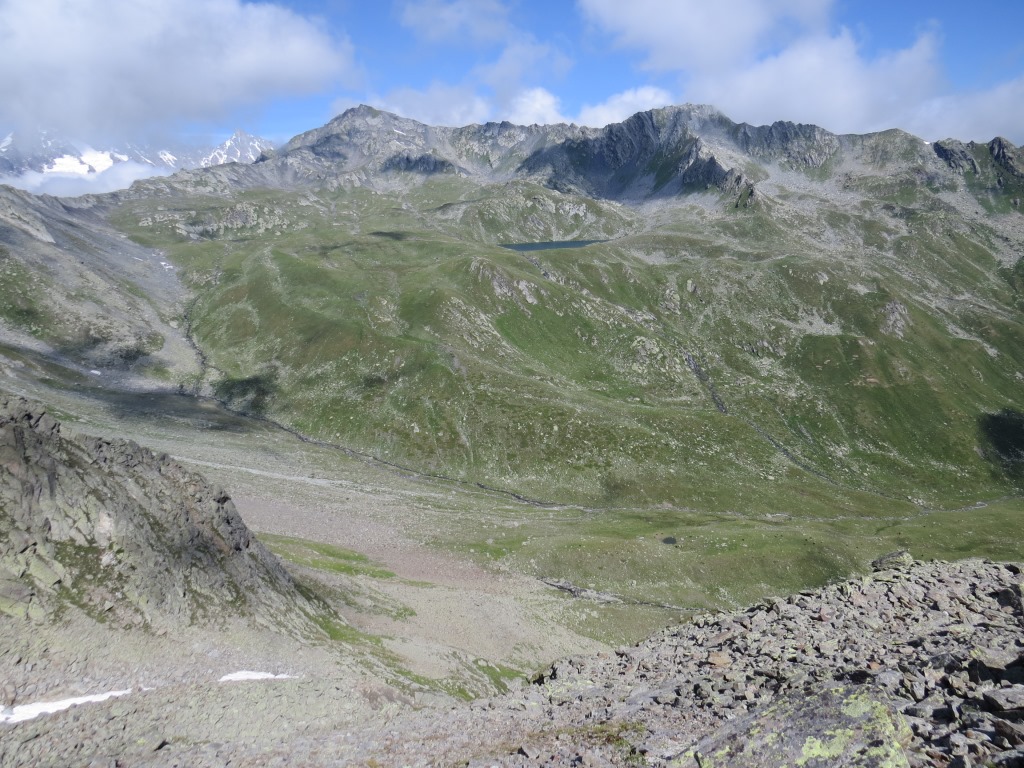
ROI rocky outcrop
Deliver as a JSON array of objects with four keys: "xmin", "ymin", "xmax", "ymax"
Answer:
[
  {"xmin": 934, "ymin": 139, "xmax": 980, "ymax": 175},
  {"xmin": 381, "ymin": 152, "xmax": 462, "ymax": 175},
  {"xmin": 990, "ymin": 137, "xmax": 1024, "ymax": 184},
  {"xmin": 0, "ymin": 398, "xmax": 312, "ymax": 630},
  {"xmin": 732, "ymin": 120, "xmax": 841, "ymax": 168},
  {"xmin": 934, "ymin": 137, "xmax": 1024, "ymax": 192}
]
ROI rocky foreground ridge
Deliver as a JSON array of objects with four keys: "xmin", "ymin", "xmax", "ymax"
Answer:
[
  {"xmin": 203, "ymin": 555, "xmax": 1018, "ymax": 768},
  {"xmin": 2, "ymin": 553, "xmax": 1021, "ymax": 766}
]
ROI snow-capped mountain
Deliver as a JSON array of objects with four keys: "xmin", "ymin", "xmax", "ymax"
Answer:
[
  {"xmin": 0, "ymin": 129, "xmax": 274, "ymax": 178},
  {"xmin": 192, "ymin": 130, "xmax": 274, "ymax": 168}
]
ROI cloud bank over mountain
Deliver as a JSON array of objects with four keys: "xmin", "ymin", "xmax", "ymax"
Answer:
[
  {"xmin": 0, "ymin": 0, "xmax": 356, "ymax": 144},
  {"xmin": 0, "ymin": 162, "xmax": 171, "ymax": 197}
]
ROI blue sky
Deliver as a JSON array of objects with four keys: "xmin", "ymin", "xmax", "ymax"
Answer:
[{"xmin": 2, "ymin": 0, "xmax": 1024, "ymax": 147}]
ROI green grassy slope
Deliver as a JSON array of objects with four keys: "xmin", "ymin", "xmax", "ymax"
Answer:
[{"xmin": 107, "ymin": 162, "xmax": 1024, "ymax": 521}]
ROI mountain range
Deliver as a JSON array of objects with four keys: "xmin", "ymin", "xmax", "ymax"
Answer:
[{"xmin": 0, "ymin": 128, "xmax": 273, "ymax": 178}]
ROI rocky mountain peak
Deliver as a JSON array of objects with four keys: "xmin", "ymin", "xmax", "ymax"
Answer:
[{"xmin": 197, "ymin": 130, "xmax": 275, "ymax": 168}]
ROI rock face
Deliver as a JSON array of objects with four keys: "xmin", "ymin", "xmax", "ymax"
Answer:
[
  {"xmin": 732, "ymin": 119, "xmax": 841, "ymax": 168},
  {"xmin": 934, "ymin": 139, "xmax": 980, "ymax": 175},
  {"xmin": 0, "ymin": 398, "xmax": 305, "ymax": 629}
]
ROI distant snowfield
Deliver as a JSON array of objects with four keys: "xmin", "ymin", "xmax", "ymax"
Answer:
[
  {"xmin": 44, "ymin": 148, "xmax": 120, "ymax": 175},
  {"xmin": 1, "ymin": 672, "xmax": 295, "ymax": 725}
]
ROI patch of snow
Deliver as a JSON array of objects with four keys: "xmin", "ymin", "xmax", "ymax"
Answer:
[
  {"xmin": 202, "ymin": 150, "xmax": 227, "ymax": 167},
  {"xmin": 1, "ymin": 689, "xmax": 132, "ymax": 724},
  {"xmin": 158, "ymin": 150, "xmax": 177, "ymax": 167},
  {"xmin": 0, "ymin": 133, "xmax": 11, "ymax": 153},
  {"xmin": 80, "ymin": 149, "xmax": 115, "ymax": 173},
  {"xmin": 218, "ymin": 671, "xmax": 294, "ymax": 682},
  {"xmin": 45, "ymin": 154, "xmax": 92, "ymax": 174},
  {"xmin": 89, "ymin": 369, "xmax": 102, "ymax": 376}
]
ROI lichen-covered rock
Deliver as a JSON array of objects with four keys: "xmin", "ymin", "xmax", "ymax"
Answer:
[
  {"xmin": 871, "ymin": 550, "xmax": 914, "ymax": 571},
  {"xmin": 674, "ymin": 684, "xmax": 912, "ymax": 767}
]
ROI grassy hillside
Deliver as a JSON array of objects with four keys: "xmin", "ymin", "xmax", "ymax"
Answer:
[{"xmin": 107, "ymin": 161, "xmax": 1024, "ymax": 521}]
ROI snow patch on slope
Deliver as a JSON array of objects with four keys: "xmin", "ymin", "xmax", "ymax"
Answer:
[
  {"xmin": 1, "ymin": 671, "xmax": 296, "ymax": 725},
  {"xmin": 1, "ymin": 689, "xmax": 132, "ymax": 724},
  {"xmin": 218, "ymin": 670, "xmax": 295, "ymax": 682}
]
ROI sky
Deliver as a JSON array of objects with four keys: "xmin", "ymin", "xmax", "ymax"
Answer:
[{"xmin": 1, "ymin": 0, "xmax": 1024, "ymax": 151}]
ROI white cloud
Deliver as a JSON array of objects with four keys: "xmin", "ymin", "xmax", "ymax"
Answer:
[
  {"xmin": 506, "ymin": 88, "xmax": 568, "ymax": 126},
  {"xmin": 375, "ymin": 82, "xmax": 492, "ymax": 126},
  {"xmin": 908, "ymin": 76, "xmax": 1024, "ymax": 143},
  {"xmin": 369, "ymin": 83, "xmax": 672, "ymax": 128},
  {"xmin": 0, "ymin": 162, "xmax": 171, "ymax": 197},
  {"xmin": 476, "ymin": 38, "xmax": 573, "ymax": 108},
  {"xmin": 576, "ymin": 86, "xmax": 674, "ymax": 127},
  {"xmin": 576, "ymin": 0, "xmax": 1024, "ymax": 142},
  {"xmin": 578, "ymin": 0, "xmax": 830, "ymax": 71},
  {"xmin": 688, "ymin": 29, "xmax": 942, "ymax": 134},
  {"xmin": 371, "ymin": 15, "xmax": 574, "ymax": 129},
  {"xmin": 0, "ymin": 0, "xmax": 355, "ymax": 143},
  {"xmin": 399, "ymin": 0, "xmax": 511, "ymax": 44}
]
